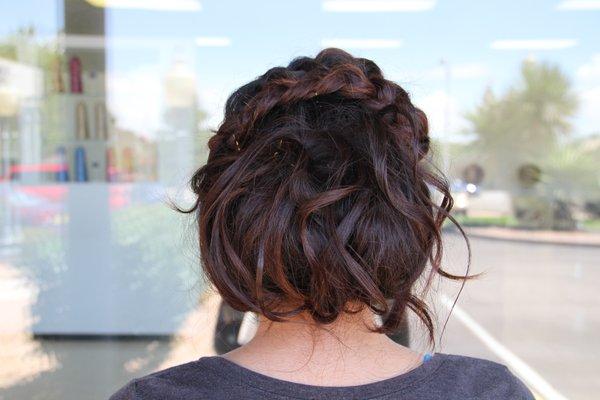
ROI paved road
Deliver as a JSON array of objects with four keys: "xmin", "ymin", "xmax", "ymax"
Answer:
[{"xmin": 428, "ymin": 234, "xmax": 600, "ymax": 400}]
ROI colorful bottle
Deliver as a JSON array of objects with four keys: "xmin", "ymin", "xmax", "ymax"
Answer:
[
  {"xmin": 106, "ymin": 147, "xmax": 117, "ymax": 182},
  {"xmin": 55, "ymin": 146, "xmax": 69, "ymax": 182},
  {"xmin": 74, "ymin": 146, "xmax": 88, "ymax": 182},
  {"xmin": 75, "ymin": 102, "xmax": 89, "ymax": 140},
  {"xmin": 94, "ymin": 102, "xmax": 108, "ymax": 140},
  {"xmin": 69, "ymin": 56, "xmax": 83, "ymax": 93}
]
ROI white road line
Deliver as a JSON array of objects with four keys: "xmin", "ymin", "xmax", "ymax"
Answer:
[{"xmin": 440, "ymin": 295, "xmax": 569, "ymax": 400}]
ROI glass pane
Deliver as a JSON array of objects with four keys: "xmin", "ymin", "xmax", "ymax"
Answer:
[{"xmin": 1, "ymin": 1, "xmax": 597, "ymax": 399}]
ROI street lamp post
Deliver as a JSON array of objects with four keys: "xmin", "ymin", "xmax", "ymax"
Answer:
[{"xmin": 440, "ymin": 58, "xmax": 451, "ymax": 175}]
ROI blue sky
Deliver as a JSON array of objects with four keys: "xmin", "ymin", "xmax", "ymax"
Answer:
[{"xmin": 3, "ymin": 0, "xmax": 600, "ymax": 139}]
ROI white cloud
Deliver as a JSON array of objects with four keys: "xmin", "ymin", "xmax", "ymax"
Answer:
[
  {"xmin": 577, "ymin": 54, "xmax": 600, "ymax": 81},
  {"xmin": 556, "ymin": 0, "xmax": 600, "ymax": 10},
  {"xmin": 195, "ymin": 37, "xmax": 232, "ymax": 47},
  {"xmin": 578, "ymin": 86, "xmax": 600, "ymax": 134},
  {"xmin": 424, "ymin": 63, "xmax": 489, "ymax": 81},
  {"xmin": 322, "ymin": 0, "xmax": 436, "ymax": 12},
  {"xmin": 198, "ymin": 87, "xmax": 227, "ymax": 130},
  {"xmin": 321, "ymin": 38, "xmax": 403, "ymax": 49},
  {"xmin": 414, "ymin": 90, "xmax": 467, "ymax": 140},
  {"xmin": 575, "ymin": 56, "xmax": 600, "ymax": 134},
  {"xmin": 106, "ymin": 65, "xmax": 163, "ymax": 138},
  {"xmin": 88, "ymin": 0, "xmax": 202, "ymax": 11},
  {"xmin": 490, "ymin": 39, "xmax": 578, "ymax": 50},
  {"xmin": 57, "ymin": 34, "xmax": 200, "ymax": 50}
]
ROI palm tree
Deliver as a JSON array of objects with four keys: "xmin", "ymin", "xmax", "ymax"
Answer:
[{"xmin": 465, "ymin": 59, "xmax": 578, "ymax": 191}]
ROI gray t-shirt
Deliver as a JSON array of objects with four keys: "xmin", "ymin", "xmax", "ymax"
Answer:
[{"xmin": 110, "ymin": 353, "xmax": 535, "ymax": 399}]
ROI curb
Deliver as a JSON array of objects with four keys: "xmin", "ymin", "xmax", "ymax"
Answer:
[{"xmin": 454, "ymin": 227, "xmax": 600, "ymax": 248}]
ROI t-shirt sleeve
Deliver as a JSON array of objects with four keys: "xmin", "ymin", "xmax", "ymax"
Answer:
[
  {"xmin": 502, "ymin": 366, "xmax": 536, "ymax": 400},
  {"xmin": 435, "ymin": 354, "xmax": 537, "ymax": 400},
  {"xmin": 468, "ymin": 361, "xmax": 536, "ymax": 399},
  {"xmin": 109, "ymin": 379, "xmax": 138, "ymax": 400}
]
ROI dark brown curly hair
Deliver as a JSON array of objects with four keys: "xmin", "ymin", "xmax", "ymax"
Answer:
[{"xmin": 180, "ymin": 48, "xmax": 469, "ymax": 343}]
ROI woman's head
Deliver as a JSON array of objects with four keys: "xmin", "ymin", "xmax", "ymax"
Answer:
[{"xmin": 183, "ymin": 48, "xmax": 466, "ymax": 342}]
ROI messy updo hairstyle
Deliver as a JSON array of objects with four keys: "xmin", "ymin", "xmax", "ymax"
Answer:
[{"xmin": 180, "ymin": 48, "xmax": 469, "ymax": 343}]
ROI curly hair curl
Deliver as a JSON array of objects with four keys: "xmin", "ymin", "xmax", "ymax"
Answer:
[{"xmin": 179, "ymin": 48, "xmax": 470, "ymax": 343}]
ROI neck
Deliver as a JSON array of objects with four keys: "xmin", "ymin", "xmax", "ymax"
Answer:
[{"xmin": 220, "ymin": 304, "xmax": 424, "ymax": 386}]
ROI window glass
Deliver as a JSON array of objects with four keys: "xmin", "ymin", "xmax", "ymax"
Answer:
[{"xmin": 0, "ymin": 1, "xmax": 597, "ymax": 399}]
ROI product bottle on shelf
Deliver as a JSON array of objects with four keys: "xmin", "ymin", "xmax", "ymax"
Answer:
[
  {"xmin": 122, "ymin": 147, "xmax": 134, "ymax": 182},
  {"xmin": 75, "ymin": 101, "xmax": 89, "ymax": 140},
  {"xmin": 74, "ymin": 146, "xmax": 88, "ymax": 182},
  {"xmin": 55, "ymin": 146, "xmax": 69, "ymax": 182},
  {"xmin": 106, "ymin": 147, "xmax": 117, "ymax": 182},
  {"xmin": 94, "ymin": 103, "xmax": 108, "ymax": 140},
  {"xmin": 69, "ymin": 56, "xmax": 83, "ymax": 94}
]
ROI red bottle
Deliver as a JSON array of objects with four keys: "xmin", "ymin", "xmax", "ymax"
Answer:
[{"xmin": 69, "ymin": 56, "xmax": 83, "ymax": 93}]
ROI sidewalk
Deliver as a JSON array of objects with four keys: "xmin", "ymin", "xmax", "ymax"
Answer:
[{"xmin": 462, "ymin": 226, "xmax": 600, "ymax": 247}]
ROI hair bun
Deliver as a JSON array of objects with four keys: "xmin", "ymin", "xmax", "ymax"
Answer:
[{"xmin": 180, "ymin": 48, "xmax": 469, "ymax": 343}]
